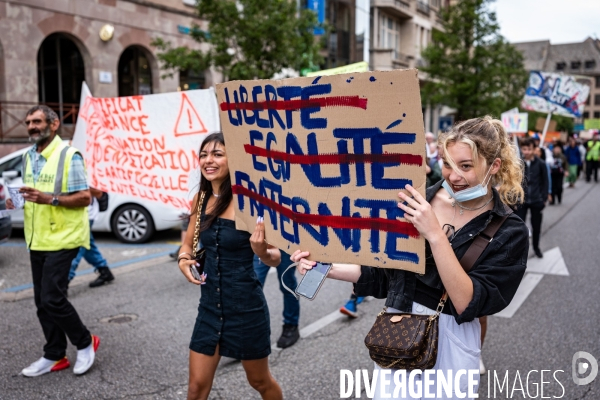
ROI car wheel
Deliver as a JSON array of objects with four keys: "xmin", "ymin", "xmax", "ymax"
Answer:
[{"xmin": 111, "ymin": 204, "xmax": 155, "ymax": 244}]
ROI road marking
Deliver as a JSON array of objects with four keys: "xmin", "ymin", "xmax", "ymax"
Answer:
[
  {"xmin": 271, "ymin": 309, "xmax": 345, "ymax": 351},
  {"xmin": 300, "ymin": 309, "xmax": 345, "ymax": 338},
  {"xmin": 526, "ymin": 247, "xmax": 569, "ymax": 276},
  {"xmin": 270, "ymin": 297, "xmax": 374, "ymax": 350},
  {"xmin": 494, "ymin": 247, "xmax": 568, "ymax": 318},
  {"xmin": 1, "ymin": 249, "xmax": 176, "ymax": 293}
]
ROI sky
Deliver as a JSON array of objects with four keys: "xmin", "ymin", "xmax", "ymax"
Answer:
[{"xmin": 492, "ymin": 0, "xmax": 599, "ymax": 44}]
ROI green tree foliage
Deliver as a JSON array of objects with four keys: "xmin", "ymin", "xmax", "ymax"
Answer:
[
  {"xmin": 152, "ymin": 0, "xmax": 323, "ymax": 81},
  {"xmin": 421, "ymin": 0, "xmax": 528, "ymax": 120}
]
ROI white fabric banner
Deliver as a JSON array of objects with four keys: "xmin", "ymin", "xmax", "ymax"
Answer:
[{"xmin": 72, "ymin": 83, "xmax": 220, "ymax": 210}]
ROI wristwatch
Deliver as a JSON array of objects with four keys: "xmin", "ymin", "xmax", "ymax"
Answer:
[{"xmin": 51, "ymin": 196, "xmax": 59, "ymax": 206}]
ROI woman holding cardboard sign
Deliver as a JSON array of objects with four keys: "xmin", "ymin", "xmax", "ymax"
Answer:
[
  {"xmin": 178, "ymin": 132, "xmax": 283, "ymax": 400},
  {"xmin": 291, "ymin": 116, "xmax": 529, "ymax": 399}
]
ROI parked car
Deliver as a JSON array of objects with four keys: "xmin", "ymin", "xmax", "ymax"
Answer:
[
  {"xmin": 0, "ymin": 145, "xmax": 181, "ymax": 243},
  {"xmin": 0, "ymin": 177, "xmax": 12, "ymax": 244}
]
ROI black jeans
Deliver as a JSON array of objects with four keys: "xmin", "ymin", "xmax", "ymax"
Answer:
[
  {"xmin": 550, "ymin": 173, "xmax": 564, "ymax": 204},
  {"xmin": 515, "ymin": 201, "xmax": 545, "ymax": 251},
  {"xmin": 586, "ymin": 160, "xmax": 599, "ymax": 182},
  {"xmin": 30, "ymin": 248, "xmax": 92, "ymax": 360}
]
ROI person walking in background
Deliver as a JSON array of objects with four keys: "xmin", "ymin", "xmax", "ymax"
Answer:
[
  {"xmin": 177, "ymin": 133, "xmax": 282, "ymax": 400},
  {"xmin": 7, "ymin": 105, "xmax": 99, "ymax": 377},
  {"xmin": 563, "ymin": 137, "xmax": 581, "ymax": 188},
  {"xmin": 254, "ymin": 252, "xmax": 301, "ymax": 348},
  {"xmin": 426, "ymin": 156, "xmax": 443, "ymax": 188},
  {"xmin": 425, "ymin": 132, "xmax": 438, "ymax": 161},
  {"xmin": 169, "ymin": 214, "xmax": 190, "ymax": 260},
  {"xmin": 585, "ymin": 133, "xmax": 600, "ymax": 183},
  {"xmin": 577, "ymin": 138, "xmax": 586, "ymax": 178},
  {"xmin": 69, "ymin": 187, "xmax": 114, "ymax": 288},
  {"xmin": 549, "ymin": 145, "xmax": 568, "ymax": 205},
  {"xmin": 516, "ymin": 138, "xmax": 549, "ymax": 258},
  {"xmin": 339, "ymin": 293, "xmax": 365, "ymax": 318}
]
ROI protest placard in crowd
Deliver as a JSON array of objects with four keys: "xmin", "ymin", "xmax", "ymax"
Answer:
[
  {"xmin": 521, "ymin": 71, "xmax": 590, "ymax": 118},
  {"xmin": 72, "ymin": 83, "xmax": 220, "ymax": 210},
  {"xmin": 217, "ymin": 69, "xmax": 426, "ymax": 271}
]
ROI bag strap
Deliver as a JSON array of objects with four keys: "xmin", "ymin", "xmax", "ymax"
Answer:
[
  {"xmin": 458, "ymin": 204, "xmax": 513, "ymax": 272},
  {"xmin": 191, "ymin": 191, "xmax": 206, "ymax": 258},
  {"xmin": 434, "ymin": 205, "xmax": 511, "ymax": 316}
]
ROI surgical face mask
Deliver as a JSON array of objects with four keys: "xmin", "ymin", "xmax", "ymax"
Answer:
[{"xmin": 442, "ymin": 164, "xmax": 494, "ymax": 203}]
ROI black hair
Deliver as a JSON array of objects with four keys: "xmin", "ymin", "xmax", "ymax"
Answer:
[
  {"xmin": 193, "ymin": 132, "xmax": 232, "ymax": 230},
  {"xmin": 519, "ymin": 137, "xmax": 535, "ymax": 148},
  {"xmin": 26, "ymin": 105, "xmax": 59, "ymax": 124}
]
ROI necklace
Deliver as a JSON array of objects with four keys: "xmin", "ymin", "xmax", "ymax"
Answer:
[
  {"xmin": 213, "ymin": 192, "xmax": 220, "ymax": 198},
  {"xmin": 451, "ymin": 195, "xmax": 493, "ymax": 215}
]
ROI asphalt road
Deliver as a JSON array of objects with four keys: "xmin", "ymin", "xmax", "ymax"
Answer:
[{"xmin": 1, "ymin": 180, "xmax": 598, "ymax": 399}]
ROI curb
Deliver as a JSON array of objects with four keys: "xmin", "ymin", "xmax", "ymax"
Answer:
[{"xmin": 0, "ymin": 254, "xmax": 174, "ymax": 302}]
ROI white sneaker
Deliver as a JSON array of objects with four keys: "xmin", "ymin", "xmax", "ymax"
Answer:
[
  {"xmin": 21, "ymin": 356, "xmax": 70, "ymax": 377},
  {"xmin": 73, "ymin": 335, "xmax": 100, "ymax": 375},
  {"xmin": 479, "ymin": 357, "xmax": 487, "ymax": 375}
]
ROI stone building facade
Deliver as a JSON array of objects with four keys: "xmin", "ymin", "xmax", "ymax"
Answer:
[
  {"xmin": 370, "ymin": 0, "xmax": 450, "ymax": 133},
  {"xmin": 0, "ymin": 0, "xmax": 214, "ymax": 146}
]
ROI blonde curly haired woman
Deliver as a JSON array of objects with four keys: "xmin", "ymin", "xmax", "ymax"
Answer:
[{"xmin": 292, "ymin": 116, "xmax": 529, "ymax": 399}]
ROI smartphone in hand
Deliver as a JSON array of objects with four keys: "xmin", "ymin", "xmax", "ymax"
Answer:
[{"xmin": 295, "ymin": 262, "xmax": 332, "ymax": 300}]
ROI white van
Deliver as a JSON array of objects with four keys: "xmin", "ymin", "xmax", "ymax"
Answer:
[{"xmin": 0, "ymin": 145, "xmax": 182, "ymax": 243}]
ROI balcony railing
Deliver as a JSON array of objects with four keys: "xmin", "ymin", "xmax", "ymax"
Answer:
[
  {"xmin": 0, "ymin": 101, "xmax": 79, "ymax": 143},
  {"xmin": 417, "ymin": 1, "xmax": 430, "ymax": 14}
]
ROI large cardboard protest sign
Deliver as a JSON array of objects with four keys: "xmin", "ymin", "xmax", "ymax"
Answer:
[
  {"xmin": 72, "ymin": 83, "xmax": 220, "ymax": 210},
  {"xmin": 216, "ymin": 70, "xmax": 426, "ymax": 272},
  {"xmin": 521, "ymin": 71, "xmax": 590, "ymax": 118}
]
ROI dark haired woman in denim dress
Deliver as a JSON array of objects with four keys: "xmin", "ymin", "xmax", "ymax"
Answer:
[{"xmin": 177, "ymin": 133, "xmax": 283, "ymax": 400}]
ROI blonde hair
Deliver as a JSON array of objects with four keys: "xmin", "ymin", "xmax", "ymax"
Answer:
[{"xmin": 438, "ymin": 116, "xmax": 524, "ymax": 206}]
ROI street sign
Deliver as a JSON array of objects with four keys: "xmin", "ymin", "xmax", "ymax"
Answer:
[
  {"xmin": 306, "ymin": 0, "xmax": 325, "ymax": 35},
  {"xmin": 438, "ymin": 116, "xmax": 454, "ymax": 132}
]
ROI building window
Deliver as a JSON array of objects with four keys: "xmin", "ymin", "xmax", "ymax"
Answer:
[
  {"xmin": 179, "ymin": 69, "xmax": 205, "ymax": 91},
  {"xmin": 556, "ymin": 62, "xmax": 566, "ymax": 71},
  {"xmin": 585, "ymin": 60, "xmax": 596, "ymax": 69},
  {"xmin": 571, "ymin": 61, "xmax": 581, "ymax": 70},
  {"xmin": 595, "ymin": 94, "xmax": 600, "ymax": 106},
  {"xmin": 596, "ymin": 76, "xmax": 600, "ymax": 88},
  {"xmin": 37, "ymin": 33, "xmax": 85, "ymax": 116},
  {"xmin": 594, "ymin": 111, "xmax": 600, "ymax": 119},
  {"xmin": 583, "ymin": 111, "xmax": 589, "ymax": 119},
  {"xmin": 118, "ymin": 46, "xmax": 153, "ymax": 96},
  {"xmin": 380, "ymin": 14, "xmax": 399, "ymax": 59}
]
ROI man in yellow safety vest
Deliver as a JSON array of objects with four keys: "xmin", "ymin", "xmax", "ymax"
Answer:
[
  {"xmin": 586, "ymin": 133, "xmax": 600, "ymax": 183},
  {"xmin": 7, "ymin": 105, "xmax": 100, "ymax": 377}
]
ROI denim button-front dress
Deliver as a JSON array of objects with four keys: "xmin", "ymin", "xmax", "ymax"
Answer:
[{"xmin": 189, "ymin": 217, "xmax": 271, "ymax": 360}]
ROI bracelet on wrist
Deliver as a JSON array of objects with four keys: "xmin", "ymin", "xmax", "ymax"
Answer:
[
  {"xmin": 177, "ymin": 252, "xmax": 192, "ymax": 261},
  {"xmin": 178, "ymin": 257, "xmax": 191, "ymax": 264}
]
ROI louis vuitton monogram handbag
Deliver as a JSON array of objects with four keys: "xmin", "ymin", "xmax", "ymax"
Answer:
[{"xmin": 364, "ymin": 210, "xmax": 511, "ymax": 370}]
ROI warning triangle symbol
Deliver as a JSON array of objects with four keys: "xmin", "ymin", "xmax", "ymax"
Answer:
[{"xmin": 174, "ymin": 93, "xmax": 208, "ymax": 137}]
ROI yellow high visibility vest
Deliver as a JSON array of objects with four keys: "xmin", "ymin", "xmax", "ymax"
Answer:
[
  {"xmin": 23, "ymin": 136, "xmax": 90, "ymax": 251},
  {"xmin": 587, "ymin": 141, "xmax": 600, "ymax": 161}
]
